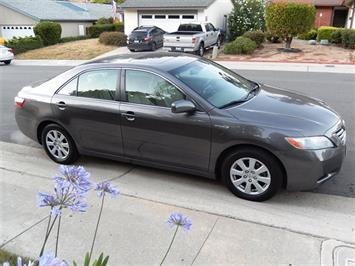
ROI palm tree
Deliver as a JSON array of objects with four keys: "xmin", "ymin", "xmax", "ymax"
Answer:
[{"xmin": 345, "ymin": 0, "xmax": 355, "ymax": 29}]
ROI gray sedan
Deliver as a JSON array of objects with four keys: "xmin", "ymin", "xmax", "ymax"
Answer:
[{"xmin": 15, "ymin": 53, "xmax": 346, "ymax": 201}]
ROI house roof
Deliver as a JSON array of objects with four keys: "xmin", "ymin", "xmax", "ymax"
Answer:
[
  {"xmin": 0, "ymin": 0, "xmax": 115, "ymax": 22},
  {"xmin": 269, "ymin": 0, "xmax": 345, "ymax": 7},
  {"xmin": 121, "ymin": 0, "xmax": 216, "ymax": 9}
]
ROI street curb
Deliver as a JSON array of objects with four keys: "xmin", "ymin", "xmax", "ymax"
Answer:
[{"xmin": 12, "ymin": 59, "xmax": 355, "ymax": 74}]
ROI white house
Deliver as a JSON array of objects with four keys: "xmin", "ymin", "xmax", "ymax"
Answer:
[{"xmin": 120, "ymin": 0, "xmax": 233, "ymax": 34}]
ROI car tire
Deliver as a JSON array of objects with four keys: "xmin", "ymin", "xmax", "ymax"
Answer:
[
  {"xmin": 129, "ymin": 49, "xmax": 135, "ymax": 52},
  {"xmin": 4, "ymin": 60, "xmax": 11, "ymax": 65},
  {"xmin": 151, "ymin": 42, "xmax": 156, "ymax": 51},
  {"xmin": 221, "ymin": 147, "xmax": 282, "ymax": 201},
  {"xmin": 216, "ymin": 37, "xmax": 221, "ymax": 49},
  {"xmin": 196, "ymin": 43, "xmax": 204, "ymax": 57},
  {"xmin": 41, "ymin": 124, "xmax": 79, "ymax": 165}
]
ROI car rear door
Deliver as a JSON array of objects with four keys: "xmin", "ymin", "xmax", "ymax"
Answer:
[
  {"xmin": 119, "ymin": 68, "xmax": 211, "ymax": 171},
  {"xmin": 51, "ymin": 68, "xmax": 123, "ymax": 156}
]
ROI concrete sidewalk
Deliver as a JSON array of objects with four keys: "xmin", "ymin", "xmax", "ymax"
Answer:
[{"xmin": 1, "ymin": 141, "xmax": 355, "ymax": 265}]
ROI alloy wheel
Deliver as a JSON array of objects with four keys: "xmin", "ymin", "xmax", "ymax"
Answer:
[
  {"xmin": 230, "ymin": 157, "xmax": 271, "ymax": 195},
  {"xmin": 45, "ymin": 129, "xmax": 70, "ymax": 160}
]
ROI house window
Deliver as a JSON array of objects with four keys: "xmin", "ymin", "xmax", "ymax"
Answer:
[
  {"xmin": 141, "ymin": 15, "xmax": 152, "ymax": 19},
  {"xmin": 168, "ymin": 15, "xmax": 180, "ymax": 19},
  {"xmin": 182, "ymin": 15, "xmax": 195, "ymax": 19},
  {"xmin": 155, "ymin": 15, "xmax": 166, "ymax": 19}
]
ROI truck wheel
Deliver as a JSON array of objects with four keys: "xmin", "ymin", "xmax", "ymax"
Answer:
[
  {"xmin": 216, "ymin": 37, "xmax": 221, "ymax": 49},
  {"xmin": 197, "ymin": 43, "xmax": 204, "ymax": 57},
  {"xmin": 4, "ymin": 60, "xmax": 11, "ymax": 65}
]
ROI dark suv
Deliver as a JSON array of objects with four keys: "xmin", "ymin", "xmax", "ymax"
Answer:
[{"xmin": 127, "ymin": 26, "xmax": 165, "ymax": 52}]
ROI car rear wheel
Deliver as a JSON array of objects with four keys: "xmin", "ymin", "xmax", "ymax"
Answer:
[
  {"xmin": 197, "ymin": 43, "xmax": 204, "ymax": 57},
  {"xmin": 4, "ymin": 60, "xmax": 11, "ymax": 65},
  {"xmin": 151, "ymin": 42, "xmax": 156, "ymax": 51},
  {"xmin": 221, "ymin": 147, "xmax": 282, "ymax": 201},
  {"xmin": 129, "ymin": 49, "xmax": 135, "ymax": 52},
  {"xmin": 41, "ymin": 124, "xmax": 78, "ymax": 164}
]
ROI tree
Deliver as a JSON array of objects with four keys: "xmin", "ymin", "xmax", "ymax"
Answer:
[
  {"xmin": 265, "ymin": 2, "xmax": 316, "ymax": 50},
  {"xmin": 228, "ymin": 0, "xmax": 265, "ymax": 41}
]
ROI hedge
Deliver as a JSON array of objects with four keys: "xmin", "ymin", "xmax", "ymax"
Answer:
[
  {"xmin": 317, "ymin": 26, "xmax": 337, "ymax": 42},
  {"xmin": 265, "ymin": 32, "xmax": 281, "ymax": 43},
  {"xmin": 341, "ymin": 29, "xmax": 355, "ymax": 49},
  {"xmin": 6, "ymin": 36, "xmax": 44, "ymax": 54},
  {"xmin": 113, "ymin": 22, "xmax": 124, "ymax": 33},
  {"xmin": 88, "ymin": 24, "xmax": 115, "ymax": 38},
  {"xmin": 242, "ymin": 30, "xmax": 265, "ymax": 47},
  {"xmin": 99, "ymin": 32, "xmax": 127, "ymax": 46},
  {"xmin": 59, "ymin": 35, "xmax": 91, "ymax": 43},
  {"xmin": 298, "ymin": 29, "xmax": 318, "ymax": 40},
  {"xmin": 33, "ymin": 21, "xmax": 62, "ymax": 46},
  {"xmin": 224, "ymin": 36, "xmax": 257, "ymax": 55}
]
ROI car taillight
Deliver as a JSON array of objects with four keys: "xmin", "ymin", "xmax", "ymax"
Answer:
[
  {"xmin": 144, "ymin": 36, "xmax": 152, "ymax": 42},
  {"xmin": 8, "ymin": 48, "xmax": 13, "ymax": 53},
  {"xmin": 192, "ymin": 37, "xmax": 196, "ymax": 44},
  {"xmin": 15, "ymin": 96, "xmax": 25, "ymax": 108}
]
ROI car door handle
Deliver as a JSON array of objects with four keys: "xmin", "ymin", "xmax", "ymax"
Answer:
[
  {"xmin": 122, "ymin": 111, "xmax": 135, "ymax": 121},
  {"xmin": 56, "ymin": 101, "xmax": 66, "ymax": 110}
]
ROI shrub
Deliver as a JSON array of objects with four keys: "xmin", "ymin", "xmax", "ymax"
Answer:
[
  {"xmin": 228, "ymin": 0, "xmax": 265, "ymax": 40},
  {"xmin": 59, "ymin": 35, "xmax": 91, "ymax": 43},
  {"xmin": 33, "ymin": 21, "xmax": 62, "ymax": 46},
  {"xmin": 6, "ymin": 36, "xmax": 43, "ymax": 54},
  {"xmin": 243, "ymin": 30, "xmax": 265, "ymax": 47},
  {"xmin": 265, "ymin": 32, "xmax": 281, "ymax": 43},
  {"xmin": 298, "ymin": 29, "xmax": 318, "ymax": 40},
  {"xmin": 341, "ymin": 29, "xmax": 355, "ymax": 49},
  {"xmin": 224, "ymin": 36, "xmax": 257, "ymax": 54},
  {"xmin": 265, "ymin": 2, "xmax": 316, "ymax": 49},
  {"xmin": 317, "ymin": 26, "xmax": 337, "ymax": 42},
  {"xmin": 96, "ymin": 17, "xmax": 114, "ymax": 24},
  {"xmin": 331, "ymin": 28, "xmax": 344, "ymax": 44},
  {"xmin": 99, "ymin": 32, "xmax": 127, "ymax": 46},
  {"xmin": 88, "ymin": 24, "xmax": 116, "ymax": 38},
  {"xmin": 113, "ymin": 22, "xmax": 124, "ymax": 32}
]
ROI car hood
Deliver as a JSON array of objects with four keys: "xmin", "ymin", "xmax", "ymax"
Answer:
[{"xmin": 226, "ymin": 85, "xmax": 340, "ymax": 136}]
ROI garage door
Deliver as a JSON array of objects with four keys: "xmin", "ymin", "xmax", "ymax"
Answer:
[
  {"xmin": 138, "ymin": 12, "xmax": 197, "ymax": 33},
  {"xmin": 1, "ymin": 25, "xmax": 34, "ymax": 40}
]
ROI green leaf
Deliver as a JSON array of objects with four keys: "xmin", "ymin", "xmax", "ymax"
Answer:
[
  {"xmin": 73, "ymin": 261, "xmax": 77, "ymax": 266},
  {"xmin": 102, "ymin": 256, "xmax": 110, "ymax": 266},
  {"xmin": 97, "ymin": 253, "xmax": 104, "ymax": 265},
  {"xmin": 84, "ymin": 252, "xmax": 90, "ymax": 266}
]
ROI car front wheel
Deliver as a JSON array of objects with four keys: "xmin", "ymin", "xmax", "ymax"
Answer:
[
  {"xmin": 41, "ymin": 124, "xmax": 78, "ymax": 164},
  {"xmin": 4, "ymin": 60, "xmax": 11, "ymax": 65},
  {"xmin": 221, "ymin": 147, "xmax": 282, "ymax": 201}
]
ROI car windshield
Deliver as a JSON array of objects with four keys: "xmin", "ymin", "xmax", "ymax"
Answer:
[{"xmin": 169, "ymin": 60, "xmax": 256, "ymax": 108}]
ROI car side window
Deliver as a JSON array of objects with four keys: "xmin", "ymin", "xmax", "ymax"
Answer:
[
  {"xmin": 58, "ymin": 78, "xmax": 78, "ymax": 96},
  {"xmin": 77, "ymin": 70, "xmax": 118, "ymax": 101},
  {"xmin": 208, "ymin": 23, "xmax": 216, "ymax": 31},
  {"xmin": 205, "ymin": 24, "xmax": 211, "ymax": 32},
  {"xmin": 125, "ymin": 70, "xmax": 185, "ymax": 107}
]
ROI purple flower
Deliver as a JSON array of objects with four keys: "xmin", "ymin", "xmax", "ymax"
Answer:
[
  {"xmin": 95, "ymin": 181, "xmax": 119, "ymax": 198},
  {"xmin": 38, "ymin": 252, "xmax": 68, "ymax": 266},
  {"xmin": 166, "ymin": 212, "xmax": 192, "ymax": 231},
  {"xmin": 38, "ymin": 183, "xmax": 87, "ymax": 216},
  {"xmin": 53, "ymin": 165, "xmax": 91, "ymax": 193},
  {"xmin": 2, "ymin": 257, "xmax": 34, "ymax": 266}
]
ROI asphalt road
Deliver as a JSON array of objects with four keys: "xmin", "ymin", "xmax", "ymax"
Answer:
[{"xmin": 0, "ymin": 64, "xmax": 354, "ymax": 197}]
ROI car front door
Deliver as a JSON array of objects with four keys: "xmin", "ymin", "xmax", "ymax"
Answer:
[
  {"xmin": 51, "ymin": 68, "xmax": 123, "ymax": 156},
  {"xmin": 207, "ymin": 23, "xmax": 218, "ymax": 46},
  {"xmin": 119, "ymin": 68, "xmax": 211, "ymax": 171}
]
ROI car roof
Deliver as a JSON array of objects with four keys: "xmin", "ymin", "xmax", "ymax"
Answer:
[{"xmin": 84, "ymin": 52, "xmax": 199, "ymax": 72}]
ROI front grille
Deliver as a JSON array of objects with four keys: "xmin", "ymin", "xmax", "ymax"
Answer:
[{"xmin": 334, "ymin": 127, "xmax": 346, "ymax": 145}]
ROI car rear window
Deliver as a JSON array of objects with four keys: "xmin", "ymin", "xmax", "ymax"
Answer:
[
  {"xmin": 130, "ymin": 30, "xmax": 148, "ymax": 38},
  {"xmin": 178, "ymin": 24, "xmax": 202, "ymax": 32}
]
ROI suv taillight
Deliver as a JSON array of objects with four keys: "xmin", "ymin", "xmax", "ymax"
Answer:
[
  {"xmin": 144, "ymin": 36, "xmax": 152, "ymax": 42},
  {"xmin": 15, "ymin": 96, "xmax": 25, "ymax": 108},
  {"xmin": 8, "ymin": 48, "xmax": 13, "ymax": 53},
  {"xmin": 192, "ymin": 37, "xmax": 196, "ymax": 44}
]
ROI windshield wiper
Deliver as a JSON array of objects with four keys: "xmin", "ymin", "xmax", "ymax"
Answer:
[
  {"xmin": 243, "ymin": 83, "xmax": 260, "ymax": 100},
  {"xmin": 219, "ymin": 99, "xmax": 248, "ymax": 109}
]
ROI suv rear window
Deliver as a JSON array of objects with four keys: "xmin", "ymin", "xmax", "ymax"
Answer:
[{"xmin": 130, "ymin": 30, "xmax": 148, "ymax": 38}]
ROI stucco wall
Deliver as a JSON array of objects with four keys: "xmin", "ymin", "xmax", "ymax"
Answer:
[
  {"xmin": 0, "ymin": 5, "xmax": 37, "ymax": 25},
  {"xmin": 124, "ymin": 9, "xmax": 138, "ymax": 35},
  {"xmin": 60, "ymin": 22, "xmax": 93, "ymax": 37},
  {"xmin": 204, "ymin": 0, "xmax": 233, "ymax": 30}
]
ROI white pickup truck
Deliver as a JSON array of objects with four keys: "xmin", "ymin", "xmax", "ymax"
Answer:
[{"xmin": 163, "ymin": 22, "xmax": 221, "ymax": 56}]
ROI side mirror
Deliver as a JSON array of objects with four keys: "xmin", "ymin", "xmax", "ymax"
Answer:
[{"xmin": 171, "ymin": 99, "xmax": 196, "ymax": 113}]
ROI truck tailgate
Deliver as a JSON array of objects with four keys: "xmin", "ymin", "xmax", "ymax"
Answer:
[{"xmin": 164, "ymin": 34, "xmax": 197, "ymax": 48}]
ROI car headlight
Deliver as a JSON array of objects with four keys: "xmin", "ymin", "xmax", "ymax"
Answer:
[{"xmin": 285, "ymin": 136, "xmax": 335, "ymax": 150}]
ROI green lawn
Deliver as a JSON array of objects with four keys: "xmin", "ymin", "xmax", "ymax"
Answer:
[{"xmin": 0, "ymin": 249, "xmax": 35, "ymax": 265}]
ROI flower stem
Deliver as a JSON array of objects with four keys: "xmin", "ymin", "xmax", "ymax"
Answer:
[
  {"xmin": 89, "ymin": 194, "xmax": 105, "ymax": 261},
  {"xmin": 55, "ymin": 215, "xmax": 62, "ymax": 257},
  {"xmin": 39, "ymin": 214, "xmax": 58, "ymax": 257},
  {"xmin": 160, "ymin": 226, "xmax": 179, "ymax": 266},
  {"xmin": 45, "ymin": 210, "xmax": 52, "ymax": 236}
]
